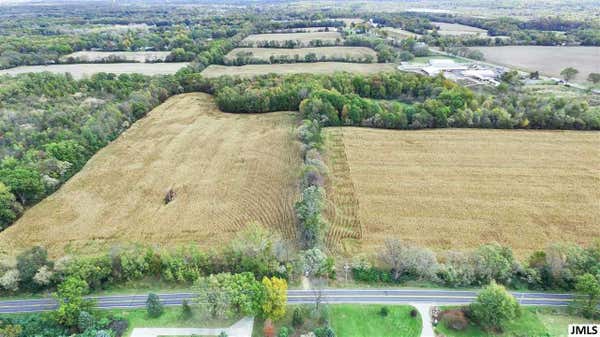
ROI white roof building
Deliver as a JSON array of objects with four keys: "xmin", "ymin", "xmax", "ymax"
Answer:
[
  {"xmin": 420, "ymin": 59, "xmax": 468, "ymax": 76},
  {"xmin": 461, "ymin": 69, "xmax": 497, "ymax": 80}
]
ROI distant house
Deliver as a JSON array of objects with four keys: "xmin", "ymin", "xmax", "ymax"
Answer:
[{"xmin": 461, "ymin": 69, "xmax": 496, "ymax": 80}]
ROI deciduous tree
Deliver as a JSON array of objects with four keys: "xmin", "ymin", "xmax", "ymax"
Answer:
[
  {"xmin": 470, "ymin": 281, "xmax": 520, "ymax": 331},
  {"xmin": 561, "ymin": 67, "xmax": 579, "ymax": 81},
  {"xmin": 261, "ymin": 276, "xmax": 287, "ymax": 321},
  {"xmin": 53, "ymin": 277, "xmax": 93, "ymax": 328},
  {"xmin": 573, "ymin": 273, "xmax": 600, "ymax": 318}
]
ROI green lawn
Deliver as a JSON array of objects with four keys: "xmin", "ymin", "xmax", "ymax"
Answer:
[
  {"xmin": 329, "ymin": 304, "xmax": 421, "ymax": 337},
  {"xmin": 253, "ymin": 304, "xmax": 421, "ymax": 337},
  {"xmin": 435, "ymin": 307, "xmax": 595, "ymax": 337},
  {"xmin": 537, "ymin": 307, "xmax": 600, "ymax": 337},
  {"xmin": 105, "ymin": 306, "xmax": 238, "ymax": 337}
]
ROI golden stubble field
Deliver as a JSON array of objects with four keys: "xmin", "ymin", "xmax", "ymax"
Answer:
[
  {"xmin": 201, "ymin": 62, "xmax": 397, "ymax": 78},
  {"xmin": 0, "ymin": 93, "xmax": 301, "ymax": 256},
  {"xmin": 225, "ymin": 47, "xmax": 377, "ymax": 63},
  {"xmin": 323, "ymin": 127, "xmax": 600, "ymax": 256},
  {"xmin": 0, "ymin": 62, "xmax": 189, "ymax": 79},
  {"xmin": 241, "ymin": 32, "xmax": 342, "ymax": 46}
]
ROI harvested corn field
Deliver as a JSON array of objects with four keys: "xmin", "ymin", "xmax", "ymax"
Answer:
[
  {"xmin": 241, "ymin": 32, "xmax": 342, "ymax": 46},
  {"xmin": 60, "ymin": 51, "xmax": 171, "ymax": 63},
  {"xmin": 201, "ymin": 62, "xmax": 397, "ymax": 78},
  {"xmin": 0, "ymin": 93, "xmax": 301, "ymax": 256},
  {"xmin": 0, "ymin": 62, "xmax": 188, "ymax": 79},
  {"xmin": 323, "ymin": 127, "xmax": 600, "ymax": 256},
  {"xmin": 225, "ymin": 47, "xmax": 377, "ymax": 63}
]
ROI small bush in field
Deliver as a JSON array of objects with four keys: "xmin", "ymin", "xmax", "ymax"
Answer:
[
  {"xmin": 146, "ymin": 293, "xmax": 163, "ymax": 318},
  {"xmin": 442, "ymin": 309, "xmax": 469, "ymax": 331},
  {"xmin": 380, "ymin": 306, "xmax": 389, "ymax": 317},
  {"xmin": 292, "ymin": 307, "xmax": 304, "ymax": 327},
  {"xmin": 264, "ymin": 319, "xmax": 275, "ymax": 337},
  {"xmin": 181, "ymin": 299, "xmax": 192, "ymax": 319},
  {"xmin": 278, "ymin": 326, "xmax": 290, "ymax": 337}
]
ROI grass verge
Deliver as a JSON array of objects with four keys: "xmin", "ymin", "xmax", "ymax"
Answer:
[
  {"xmin": 252, "ymin": 304, "xmax": 421, "ymax": 337},
  {"xmin": 104, "ymin": 306, "xmax": 238, "ymax": 337},
  {"xmin": 436, "ymin": 307, "xmax": 546, "ymax": 337}
]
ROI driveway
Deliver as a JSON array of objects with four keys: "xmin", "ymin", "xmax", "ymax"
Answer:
[
  {"xmin": 412, "ymin": 303, "xmax": 435, "ymax": 337},
  {"xmin": 130, "ymin": 316, "xmax": 254, "ymax": 337}
]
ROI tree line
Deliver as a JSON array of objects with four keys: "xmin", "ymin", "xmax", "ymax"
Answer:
[
  {"xmin": 209, "ymin": 72, "xmax": 600, "ymax": 129},
  {"xmin": 0, "ymin": 225, "xmax": 290, "ymax": 336},
  {"xmin": 353, "ymin": 239, "xmax": 600, "ymax": 320}
]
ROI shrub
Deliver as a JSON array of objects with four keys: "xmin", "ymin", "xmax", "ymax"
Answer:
[
  {"xmin": 380, "ymin": 306, "xmax": 389, "ymax": 317},
  {"xmin": 107, "ymin": 319, "xmax": 128, "ymax": 337},
  {"xmin": 146, "ymin": 293, "xmax": 163, "ymax": 318},
  {"xmin": 95, "ymin": 330, "xmax": 111, "ymax": 337},
  {"xmin": 573, "ymin": 273, "xmax": 600, "ymax": 319},
  {"xmin": 278, "ymin": 326, "xmax": 290, "ymax": 337},
  {"xmin": 470, "ymin": 281, "xmax": 520, "ymax": 331},
  {"xmin": 314, "ymin": 327, "xmax": 335, "ymax": 337},
  {"xmin": 33, "ymin": 266, "xmax": 54, "ymax": 286},
  {"xmin": 441, "ymin": 309, "xmax": 469, "ymax": 331},
  {"xmin": 181, "ymin": 299, "xmax": 192, "ymax": 320},
  {"xmin": 16, "ymin": 246, "xmax": 52, "ymax": 291},
  {"xmin": 410, "ymin": 309, "xmax": 418, "ymax": 318},
  {"xmin": 317, "ymin": 306, "xmax": 329, "ymax": 325},
  {"xmin": 53, "ymin": 277, "xmax": 93, "ymax": 328},
  {"xmin": 292, "ymin": 307, "xmax": 304, "ymax": 327},
  {"xmin": 264, "ymin": 319, "xmax": 275, "ymax": 337},
  {"xmin": 218, "ymin": 332, "xmax": 228, "ymax": 337},
  {"xmin": 78, "ymin": 311, "xmax": 95, "ymax": 332},
  {"xmin": 0, "ymin": 269, "xmax": 20, "ymax": 292},
  {"xmin": 0, "ymin": 182, "xmax": 19, "ymax": 229},
  {"xmin": 295, "ymin": 186, "xmax": 327, "ymax": 249},
  {"xmin": 378, "ymin": 239, "xmax": 438, "ymax": 281}
]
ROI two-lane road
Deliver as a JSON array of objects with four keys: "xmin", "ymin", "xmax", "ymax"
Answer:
[{"xmin": 0, "ymin": 289, "xmax": 573, "ymax": 314}]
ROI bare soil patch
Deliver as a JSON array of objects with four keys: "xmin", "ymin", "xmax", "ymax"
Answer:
[{"xmin": 470, "ymin": 46, "xmax": 600, "ymax": 83}]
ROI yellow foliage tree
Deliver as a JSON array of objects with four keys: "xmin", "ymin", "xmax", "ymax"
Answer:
[{"xmin": 261, "ymin": 276, "xmax": 287, "ymax": 321}]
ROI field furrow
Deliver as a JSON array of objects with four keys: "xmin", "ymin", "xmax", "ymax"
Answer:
[
  {"xmin": 323, "ymin": 129, "xmax": 364, "ymax": 252},
  {"xmin": 324, "ymin": 127, "xmax": 600, "ymax": 257}
]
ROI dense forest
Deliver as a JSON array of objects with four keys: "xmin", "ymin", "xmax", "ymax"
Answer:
[{"xmin": 209, "ymin": 72, "xmax": 600, "ymax": 129}]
